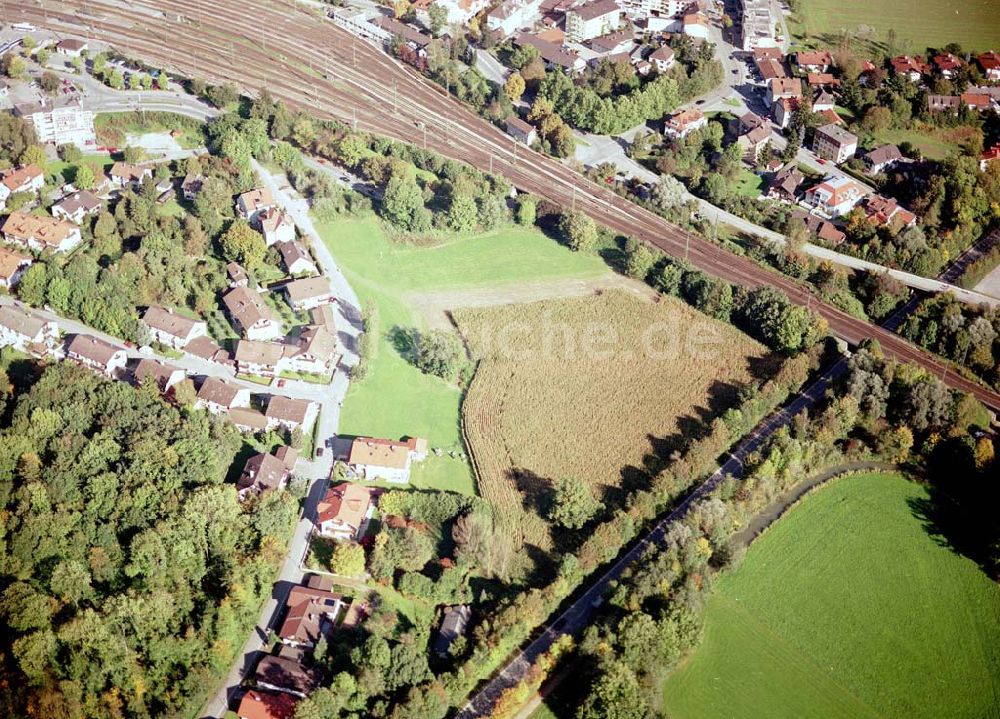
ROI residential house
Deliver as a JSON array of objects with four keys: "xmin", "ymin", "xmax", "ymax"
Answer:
[
  {"xmin": 736, "ymin": 125, "xmax": 770, "ymax": 164},
  {"xmin": 229, "ymin": 407, "xmax": 269, "ymax": 433},
  {"xmin": 254, "ymin": 656, "xmax": 323, "ymax": 699},
  {"xmin": 487, "ymin": 0, "xmax": 544, "ymax": 38},
  {"xmin": 434, "ymin": 605, "xmax": 472, "ymax": 656},
  {"xmin": 982, "ymin": 143, "xmax": 1000, "ymax": 172},
  {"xmin": 56, "ymin": 38, "xmax": 89, "ymax": 57},
  {"xmin": 227, "ymin": 261, "xmax": 250, "ymax": 288},
  {"xmin": 977, "ymin": 50, "xmax": 1000, "ymax": 81},
  {"xmin": 66, "ymin": 334, "xmax": 127, "ymax": 377},
  {"xmin": 926, "ymin": 94, "xmax": 961, "ymax": 114},
  {"xmin": 234, "ymin": 339, "xmax": 286, "ymax": 377},
  {"xmin": 132, "ymin": 358, "xmax": 186, "ymax": 392},
  {"xmin": 804, "ymin": 175, "xmax": 867, "ymax": 216},
  {"xmin": 755, "ymin": 56, "xmax": 787, "ymax": 82},
  {"xmin": 752, "ymin": 46, "xmax": 783, "ymax": 63},
  {"xmin": 284, "ymin": 324, "xmax": 339, "ymax": 375},
  {"xmin": 316, "ymin": 482, "xmax": 373, "ymax": 540},
  {"xmin": 195, "ymin": 377, "xmax": 251, "ymax": 414},
  {"xmin": 283, "ymin": 277, "xmax": 335, "ymax": 311},
  {"xmin": 890, "ymin": 55, "xmax": 930, "ymax": 81},
  {"xmin": 236, "ymin": 691, "xmax": 298, "ymax": 719},
  {"xmin": 812, "ymin": 90, "xmax": 835, "ymax": 113},
  {"xmin": 142, "ymin": 306, "xmax": 208, "ymax": 349},
  {"xmin": 864, "ymin": 144, "xmax": 903, "ymax": 175},
  {"xmin": 223, "ymin": 286, "xmax": 282, "ymax": 340},
  {"xmin": 961, "ymin": 92, "xmax": 991, "ymax": 112},
  {"xmin": 514, "ymin": 33, "xmax": 586, "ymax": 73},
  {"xmin": 236, "ymin": 187, "xmax": 276, "ymax": 223},
  {"xmin": 861, "ymin": 194, "xmax": 917, "ymax": 229},
  {"xmin": 0, "ymin": 247, "xmax": 32, "ymax": 289},
  {"xmin": 792, "ymin": 209, "xmax": 846, "ymax": 245},
  {"xmin": 265, "ymin": 396, "xmax": 318, "ymax": 433},
  {"xmin": 186, "ymin": 335, "xmax": 228, "ymax": 363},
  {"xmin": 277, "ymin": 241, "xmax": 318, "ymax": 276},
  {"xmin": 505, "ymin": 115, "xmax": 537, "ymax": 145},
  {"xmin": 13, "ymin": 96, "xmax": 96, "ymax": 148},
  {"xmin": 663, "ymin": 107, "xmax": 707, "ymax": 138},
  {"xmin": 565, "ymin": 0, "xmax": 621, "ymax": 42},
  {"xmin": 933, "ymin": 52, "xmax": 963, "ymax": 77},
  {"xmin": 589, "ymin": 28, "xmax": 633, "ymax": 55},
  {"xmin": 795, "ymin": 50, "xmax": 832, "ymax": 73},
  {"xmin": 278, "ymin": 579, "xmax": 345, "ymax": 648},
  {"xmin": 1, "ymin": 165, "xmax": 45, "ymax": 201},
  {"xmin": 682, "ymin": 12, "xmax": 709, "ymax": 39},
  {"xmin": 0, "ymin": 305, "xmax": 58, "ymax": 356},
  {"xmin": 812, "ymin": 124, "xmax": 857, "ymax": 163},
  {"xmin": 766, "ymin": 162, "xmax": 803, "ymax": 202},
  {"xmin": 772, "ymin": 97, "xmax": 799, "ymax": 129},
  {"xmin": 767, "ymin": 77, "xmax": 802, "ymax": 107},
  {"xmin": 51, "ymin": 190, "xmax": 102, "ymax": 224},
  {"xmin": 648, "ymin": 45, "xmax": 675, "ymax": 73},
  {"xmin": 109, "ymin": 162, "xmax": 152, "ymax": 190},
  {"xmin": 347, "ymin": 436, "xmax": 428, "ymax": 483},
  {"xmin": 807, "ymin": 72, "xmax": 839, "ymax": 88},
  {"xmin": 237, "ymin": 452, "xmax": 290, "ymax": 499},
  {"xmin": 309, "ymin": 304, "xmax": 337, "ymax": 334},
  {"xmin": 258, "ymin": 207, "xmax": 296, "ymax": 246},
  {"xmin": 181, "ymin": 173, "xmax": 204, "ymax": 201},
  {"xmin": 736, "ymin": 111, "xmax": 767, "ymax": 135},
  {"xmin": 1, "ymin": 211, "xmax": 83, "ymax": 254}
]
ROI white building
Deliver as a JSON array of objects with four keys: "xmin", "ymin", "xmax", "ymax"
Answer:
[
  {"xmin": 347, "ymin": 436, "xmax": 429, "ymax": 483},
  {"xmin": 66, "ymin": 335, "xmax": 128, "ymax": 377},
  {"xmin": 1, "ymin": 211, "xmax": 83, "ymax": 254},
  {"xmin": 258, "ymin": 207, "xmax": 296, "ymax": 246},
  {"xmin": 804, "ymin": 175, "xmax": 867, "ymax": 217},
  {"xmin": 0, "ymin": 305, "xmax": 58, "ymax": 356},
  {"xmin": 618, "ymin": 0, "xmax": 687, "ymax": 20},
  {"xmin": 142, "ymin": 306, "xmax": 208, "ymax": 349},
  {"xmin": 565, "ymin": 0, "xmax": 622, "ymax": 42},
  {"xmin": 13, "ymin": 96, "xmax": 96, "ymax": 149},
  {"xmin": 487, "ymin": 0, "xmax": 544, "ymax": 37},
  {"xmin": 739, "ymin": 0, "xmax": 778, "ymax": 51}
]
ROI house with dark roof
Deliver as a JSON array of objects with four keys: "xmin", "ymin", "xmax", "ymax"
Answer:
[
  {"xmin": 195, "ymin": 377, "xmax": 251, "ymax": 414},
  {"xmin": 0, "ymin": 305, "xmax": 58, "ymax": 356},
  {"xmin": 766, "ymin": 162, "xmax": 804, "ymax": 202},
  {"xmin": 133, "ymin": 358, "xmax": 186, "ymax": 392},
  {"xmin": 282, "ymin": 277, "xmax": 335, "ymax": 311},
  {"xmin": 238, "ymin": 452, "xmax": 290, "ymax": 499},
  {"xmin": 51, "ymin": 190, "xmax": 102, "ymax": 224},
  {"xmin": 277, "ymin": 241, "xmax": 317, "ymax": 276},
  {"xmin": 434, "ymin": 605, "xmax": 472, "ymax": 656},
  {"xmin": 278, "ymin": 579, "xmax": 346, "ymax": 648},
  {"xmin": 66, "ymin": 335, "xmax": 127, "ymax": 377},
  {"xmin": 253, "ymin": 656, "xmax": 323, "ymax": 698},
  {"xmin": 864, "ymin": 144, "xmax": 904, "ymax": 175},
  {"xmin": 142, "ymin": 306, "xmax": 208, "ymax": 349},
  {"xmin": 223, "ymin": 286, "xmax": 282, "ymax": 340},
  {"xmin": 265, "ymin": 396, "xmax": 319, "ymax": 433}
]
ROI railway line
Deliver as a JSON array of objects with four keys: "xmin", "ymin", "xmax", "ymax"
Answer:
[{"xmin": 7, "ymin": 0, "xmax": 1000, "ymax": 408}]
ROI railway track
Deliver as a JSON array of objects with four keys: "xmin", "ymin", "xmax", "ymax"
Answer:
[{"xmin": 8, "ymin": 0, "xmax": 1000, "ymax": 408}]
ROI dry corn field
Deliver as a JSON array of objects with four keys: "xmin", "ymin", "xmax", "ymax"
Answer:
[{"xmin": 456, "ymin": 290, "xmax": 776, "ymax": 551}]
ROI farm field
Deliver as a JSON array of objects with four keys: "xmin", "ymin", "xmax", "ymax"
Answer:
[
  {"xmin": 315, "ymin": 214, "xmax": 616, "ymax": 496},
  {"xmin": 787, "ymin": 0, "xmax": 1000, "ymax": 53},
  {"xmin": 456, "ymin": 290, "xmax": 774, "ymax": 552},
  {"xmin": 661, "ymin": 472, "xmax": 1000, "ymax": 719}
]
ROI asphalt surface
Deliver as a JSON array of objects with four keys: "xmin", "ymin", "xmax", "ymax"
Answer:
[{"xmin": 13, "ymin": 0, "xmax": 1000, "ymax": 410}]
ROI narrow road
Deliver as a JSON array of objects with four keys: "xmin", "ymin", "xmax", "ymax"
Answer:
[{"xmin": 455, "ymin": 357, "xmax": 847, "ymax": 718}]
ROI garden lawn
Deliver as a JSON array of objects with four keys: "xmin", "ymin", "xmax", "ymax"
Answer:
[
  {"xmin": 787, "ymin": 0, "xmax": 1000, "ymax": 53},
  {"xmin": 733, "ymin": 168, "xmax": 764, "ymax": 198},
  {"xmin": 315, "ymin": 214, "xmax": 612, "ymax": 496},
  {"xmin": 661, "ymin": 472, "xmax": 1000, "ymax": 719}
]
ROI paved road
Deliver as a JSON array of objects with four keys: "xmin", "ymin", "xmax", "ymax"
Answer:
[{"xmin": 455, "ymin": 357, "xmax": 848, "ymax": 717}]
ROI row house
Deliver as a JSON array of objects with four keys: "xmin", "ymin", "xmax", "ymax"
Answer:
[
  {"xmin": 52, "ymin": 190, "xmax": 102, "ymax": 224},
  {"xmin": 1, "ymin": 211, "xmax": 83, "ymax": 254},
  {"xmin": 0, "ymin": 305, "xmax": 58, "ymax": 356},
  {"xmin": 0, "ymin": 247, "xmax": 32, "ymax": 289},
  {"xmin": 223, "ymin": 286, "xmax": 282, "ymax": 341},
  {"xmin": 142, "ymin": 306, "xmax": 208, "ymax": 349},
  {"xmin": 132, "ymin": 358, "xmax": 186, "ymax": 393},
  {"xmin": 66, "ymin": 334, "xmax": 127, "ymax": 377},
  {"xmin": 195, "ymin": 377, "xmax": 251, "ymax": 414}
]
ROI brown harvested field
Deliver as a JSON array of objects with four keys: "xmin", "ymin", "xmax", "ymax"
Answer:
[{"xmin": 456, "ymin": 290, "xmax": 778, "ymax": 553}]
